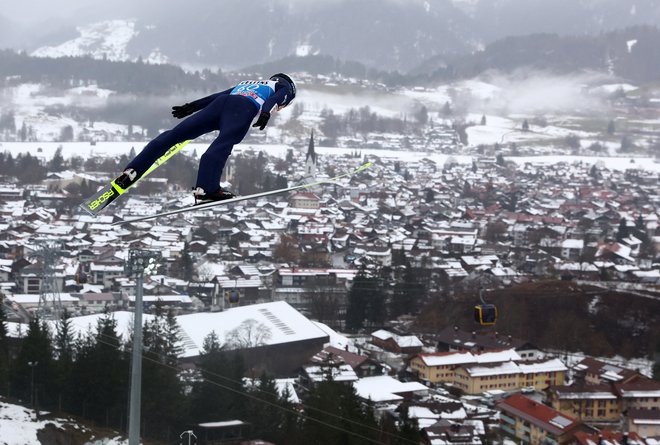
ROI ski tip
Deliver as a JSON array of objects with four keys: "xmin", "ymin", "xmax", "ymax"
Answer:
[
  {"xmin": 355, "ymin": 161, "xmax": 374, "ymax": 172},
  {"xmin": 79, "ymin": 204, "xmax": 97, "ymax": 217}
]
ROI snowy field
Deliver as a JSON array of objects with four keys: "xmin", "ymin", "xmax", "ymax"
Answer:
[
  {"xmin": 0, "ymin": 400, "xmax": 128, "ymax": 445},
  {"xmin": 1, "ymin": 141, "xmax": 658, "ymax": 173}
]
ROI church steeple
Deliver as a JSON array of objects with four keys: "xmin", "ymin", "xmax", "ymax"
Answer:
[{"xmin": 305, "ymin": 130, "xmax": 317, "ymax": 178}]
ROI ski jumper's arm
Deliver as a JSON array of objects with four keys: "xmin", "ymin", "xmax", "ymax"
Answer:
[
  {"xmin": 188, "ymin": 87, "xmax": 234, "ymax": 111},
  {"xmin": 261, "ymin": 82, "xmax": 293, "ymax": 113}
]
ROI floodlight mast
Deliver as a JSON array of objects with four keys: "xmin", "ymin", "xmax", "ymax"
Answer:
[{"xmin": 126, "ymin": 249, "xmax": 161, "ymax": 445}]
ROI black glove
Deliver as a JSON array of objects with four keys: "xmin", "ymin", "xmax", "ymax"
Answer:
[
  {"xmin": 252, "ymin": 111, "xmax": 270, "ymax": 130},
  {"xmin": 171, "ymin": 103, "xmax": 196, "ymax": 119}
]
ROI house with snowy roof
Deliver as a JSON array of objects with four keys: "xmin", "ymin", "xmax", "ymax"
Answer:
[
  {"xmin": 421, "ymin": 420, "xmax": 482, "ymax": 445},
  {"xmin": 497, "ymin": 394, "xmax": 592, "ymax": 445},
  {"xmin": 434, "ymin": 326, "xmax": 543, "ymax": 361},
  {"xmin": 309, "ymin": 346, "xmax": 386, "ymax": 378},
  {"xmin": 614, "ymin": 377, "xmax": 660, "ymax": 412},
  {"xmin": 626, "ymin": 409, "xmax": 660, "ymax": 439},
  {"xmin": 572, "ymin": 357, "xmax": 641, "ymax": 385},
  {"xmin": 548, "ymin": 382, "xmax": 621, "ymax": 423},
  {"xmin": 573, "ymin": 430, "xmax": 648, "ymax": 445},
  {"xmin": 352, "ymin": 375, "xmax": 428, "ymax": 404},
  {"xmin": 410, "ymin": 349, "xmax": 566, "ymax": 394},
  {"xmin": 371, "ymin": 329, "xmax": 423, "ymax": 354}
]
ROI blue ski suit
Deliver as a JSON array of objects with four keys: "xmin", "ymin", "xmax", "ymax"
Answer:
[{"xmin": 126, "ymin": 79, "xmax": 294, "ymax": 193}]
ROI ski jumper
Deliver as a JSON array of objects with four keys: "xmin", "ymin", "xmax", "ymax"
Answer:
[{"xmin": 125, "ymin": 79, "xmax": 291, "ymax": 193}]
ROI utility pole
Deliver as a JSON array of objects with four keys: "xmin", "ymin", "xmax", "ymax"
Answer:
[
  {"xmin": 31, "ymin": 239, "xmax": 65, "ymax": 319},
  {"xmin": 126, "ymin": 249, "xmax": 161, "ymax": 445},
  {"xmin": 28, "ymin": 360, "xmax": 38, "ymax": 411}
]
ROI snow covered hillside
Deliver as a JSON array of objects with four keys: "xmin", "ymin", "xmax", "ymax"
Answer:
[
  {"xmin": 0, "ymin": 400, "xmax": 128, "ymax": 445},
  {"xmin": 31, "ymin": 20, "xmax": 167, "ymax": 64}
]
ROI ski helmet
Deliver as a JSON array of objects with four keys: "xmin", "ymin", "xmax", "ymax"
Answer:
[{"xmin": 270, "ymin": 73, "xmax": 296, "ymax": 101}]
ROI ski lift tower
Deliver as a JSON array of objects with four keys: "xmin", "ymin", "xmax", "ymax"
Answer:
[
  {"xmin": 125, "ymin": 248, "xmax": 161, "ymax": 445},
  {"xmin": 31, "ymin": 239, "xmax": 66, "ymax": 319}
]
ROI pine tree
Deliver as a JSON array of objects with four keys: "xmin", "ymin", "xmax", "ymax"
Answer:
[
  {"xmin": 71, "ymin": 312, "xmax": 128, "ymax": 427},
  {"xmin": 53, "ymin": 310, "xmax": 75, "ymax": 412},
  {"xmin": 345, "ymin": 268, "xmax": 383, "ymax": 330},
  {"xmin": 390, "ymin": 264, "xmax": 424, "ymax": 318},
  {"xmin": 141, "ymin": 303, "xmax": 186, "ymax": 441},
  {"xmin": 616, "ymin": 217, "xmax": 630, "ymax": 242},
  {"xmin": 190, "ymin": 332, "xmax": 246, "ymax": 423},
  {"xmin": 244, "ymin": 373, "xmax": 288, "ymax": 442},
  {"xmin": 11, "ymin": 317, "xmax": 53, "ymax": 410},
  {"xmin": 301, "ymin": 380, "xmax": 379, "ymax": 445},
  {"xmin": 607, "ymin": 119, "xmax": 616, "ymax": 135},
  {"xmin": 395, "ymin": 404, "xmax": 421, "ymax": 445},
  {"xmin": 173, "ymin": 243, "xmax": 195, "ymax": 281},
  {"xmin": 49, "ymin": 146, "xmax": 65, "ymax": 172}
]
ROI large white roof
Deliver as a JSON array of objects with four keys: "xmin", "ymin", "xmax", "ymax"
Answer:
[
  {"xmin": 176, "ymin": 301, "xmax": 328, "ymax": 357},
  {"xmin": 353, "ymin": 375, "xmax": 428, "ymax": 402},
  {"xmin": 17, "ymin": 302, "xmax": 328, "ymax": 359}
]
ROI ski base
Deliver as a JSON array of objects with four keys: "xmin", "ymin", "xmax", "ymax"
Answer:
[
  {"xmin": 79, "ymin": 180, "xmax": 124, "ymax": 216},
  {"xmin": 112, "ymin": 161, "xmax": 373, "ymax": 226}
]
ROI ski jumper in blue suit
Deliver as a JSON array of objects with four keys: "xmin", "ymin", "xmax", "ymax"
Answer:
[{"xmin": 125, "ymin": 76, "xmax": 295, "ymax": 194}]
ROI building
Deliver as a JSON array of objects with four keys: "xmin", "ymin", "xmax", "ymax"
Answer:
[
  {"xmin": 310, "ymin": 346, "xmax": 386, "ymax": 378},
  {"xmin": 352, "ymin": 375, "xmax": 428, "ymax": 404},
  {"xmin": 410, "ymin": 349, "xmax": 566, "ymax": 395},
  {"xmin": 371, "ymin": 329, "xmax": 423, "ymax": 354},
  {"xmin": 497, "ymin": 394, "xmax": 591, "ymax": 445},
  {"xmin": 272, "ymin": 267, "xmax": 355, "ymax": 316},
  {"xmin": 548, "ymin": 383, "xmax": 621, "ymax": 423},
  {"xmin": 572, "ymin": 357, "xmax": 640, "ymax": 385},
  {"xmin": 615, "ymin": 377, "xmax": 660, "ymax": 412},
  {"xmin": 411, "ymin": 349, "xmax": 521, "ymax": 386},
  {"xmin": 305, "ymin": 129, "xmax": 318, "ymax": 178},
  {"xmin": 627, "ymin": 409, "xmax": 660, "ymax": 438},
  {"xmin": 573, "ymin": 430, "xmax": 648, "ymax": 445},
  {"xmin": 175, "ymin": 301, "xmax": 330, "ymax": 376},
  {"xmin": 289, "ymin": 192, "xmax": 321, "ymax": 210},
  {"xmin": 434, "ymin": 326, "xmax": 543, "ymax": 361}
]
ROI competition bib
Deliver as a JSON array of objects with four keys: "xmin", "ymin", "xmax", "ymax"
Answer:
[{"xmin": 230, "ymin": 80, "xmax": 277, "ymax": 109}]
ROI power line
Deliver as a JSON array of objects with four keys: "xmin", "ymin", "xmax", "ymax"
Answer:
[{"xmin": 90, "ymin": 331, "xmax": 420, "ymax": 445}]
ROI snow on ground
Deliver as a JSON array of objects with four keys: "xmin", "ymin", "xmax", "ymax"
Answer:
[
  {"xmin": 465, "ymin": 113, "xmax": 598, "ymax": 146},
  {"xmin": 0, "ymin": 400, "xmax": 128, "ymax": 445}
]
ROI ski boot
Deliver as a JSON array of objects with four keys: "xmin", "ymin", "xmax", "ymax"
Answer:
[
  {"xmin": 192, "ymin": 187, "xmax": 236, "ymax": 205},
  {"xmin": 114, "ymin": 168, "xmax": 138, "ymax": 190}
]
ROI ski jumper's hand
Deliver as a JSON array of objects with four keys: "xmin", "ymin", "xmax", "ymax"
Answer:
[
  {"xmin": 252, "ymin": 112, "xmax": 270, "ymax": 130},
  {"xmin": 171, "ymin": 103, "xmax": 196, "ymax": 119}
]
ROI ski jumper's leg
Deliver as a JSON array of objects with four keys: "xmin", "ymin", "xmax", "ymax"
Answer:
[
  {"xmin": 125, "ymin": 97, "xmax": 227, "ymax": 177},
  {"xmin": 195, "ymin": 95, "xmax": 257, "ymax": 193}
]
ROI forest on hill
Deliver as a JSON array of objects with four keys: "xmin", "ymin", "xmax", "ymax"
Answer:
[{"xmin": 415, "ymin": 280, "xmax": 660, "ymax": 361}]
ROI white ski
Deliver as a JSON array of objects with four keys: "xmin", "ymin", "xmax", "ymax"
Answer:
[{"xmin": 111, "ymin": 161, "xmax": 373, "ymax": 226}]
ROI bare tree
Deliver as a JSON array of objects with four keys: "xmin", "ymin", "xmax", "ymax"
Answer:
[{"xmin": 225, "ymin": 319, "xmax": 272, "ymax": 349}]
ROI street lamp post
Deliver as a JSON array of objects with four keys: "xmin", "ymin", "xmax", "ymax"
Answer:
[
  {"xmin": 27, "ymin": 361, "xmax": 38, "ymax": 413},
  {"xmin": 125, "ymin": 249, "xmax": 161, "ymax": 445}
]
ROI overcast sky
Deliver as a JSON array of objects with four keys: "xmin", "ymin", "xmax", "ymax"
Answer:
[{"xmin": 2, "ymin": 0, "xmax": 140, "ymax": 24}]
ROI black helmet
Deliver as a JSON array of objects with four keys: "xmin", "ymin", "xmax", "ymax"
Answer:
[{"xmin": 270, "ymin": 73, "xmax": 296, "ymax": 99}]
